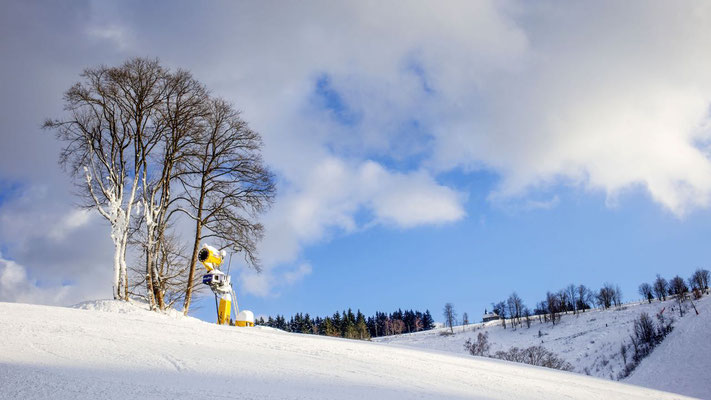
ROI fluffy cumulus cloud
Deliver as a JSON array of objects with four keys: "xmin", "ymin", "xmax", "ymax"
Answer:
[
  {"xmin": 243, "ymin": 158, "xmax": 465, "ymax": 295},
  {"xmin": 0, "ymin": 253, "xmax": 69, "ymax": 304},
  {"xmin": 2, "ymin": 0, "xmax": 711, "ymax": 299},
  {"xmin": 0, "ymin": 183, "xmax": 113, "ymax": 304},
  {"xmin": 425, "ymin": 2, "xmax": 711, "ymax": 216}
]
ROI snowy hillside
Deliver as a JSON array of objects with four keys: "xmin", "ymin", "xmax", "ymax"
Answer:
[
  {"xmin": 375, "ymin": 295, "xmax": 711, "ymax": 399},
  {"xmin": 0, "ymin": 301, "xmax": 693, "ymax": 399}
]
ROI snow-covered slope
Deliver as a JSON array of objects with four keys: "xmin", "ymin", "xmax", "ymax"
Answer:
[
  {"xmin": 375, "ymin": 295, "xmax": 711, "ymax": 399},
  {"xmin": 625, "ymin": 295, "xmax": 711, "ymax": 397},
  {"xmin": 0, "ymin": 301, "xmax": 691, "ymax": 399}
]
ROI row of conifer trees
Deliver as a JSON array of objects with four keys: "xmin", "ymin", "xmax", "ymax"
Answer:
[{"xmin": 257, "ymin": 309, "xmax": 436, "ymax": 339}]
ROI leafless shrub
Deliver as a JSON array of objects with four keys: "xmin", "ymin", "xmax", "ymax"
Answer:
[
  {"xmin": 617, "ymin": 312, "xmax": 674, "ymax": 379},
  {"xmin": 492, "ymin": 346, "xmax": 573, "ymax": 371},
  {"xmin": 464, "ymin": 332, "xmax": 490, "ymax": 356}
]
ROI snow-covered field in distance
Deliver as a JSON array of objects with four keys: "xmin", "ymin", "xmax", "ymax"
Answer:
[
  {"xmin": 375, "ymin": 295, "xmax": 711, "ymax": 399},
  {"xmin": 0, "ymin": 300, "xmax": 693, "ymax": 399}
]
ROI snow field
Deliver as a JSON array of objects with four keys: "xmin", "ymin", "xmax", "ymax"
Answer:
[
  {"xmin": 375, "ymin": 295, "xmax": 711, "ymax": 398},
  {"xmin": 0, "ymin": 300, "xmax": 693, "ymax": 399}
]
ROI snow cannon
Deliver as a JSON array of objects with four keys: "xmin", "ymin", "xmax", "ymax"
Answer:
[
  {"xmin": 236, "ymin": 310, "xmax": 255, "ymax": 327},
  {"xmin": 199, "ymin": 243, "xmax": 253, "ymax": 327},
  {"xmin": 198, "ymin": 244, "xmax": 225, "ymax": 272}
]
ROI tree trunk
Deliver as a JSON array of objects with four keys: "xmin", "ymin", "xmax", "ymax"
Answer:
[
  {"xmin": 122, "ymin": 238, "xmax": 128, "ymax": 301},
  {"xmin": 119, "ymin": 174, "xmax": 140, "ymax": 301},
  {"xmin": 112, "ymin": 240, "xmax": 122, "ymax": 300},
  {"xmin": 152, "ymin": 260, "xmax": 164, "ymax": 310},
  {"xmin": 120, "ymin": 240, "xmax": 129, "ymax": 301},
  {"xmin": 145, "ymin": 250, "xmax": 156, "ymax": 310},
  {"xmin": 182, "ymin": 174, "xmax": 206, "ymax": 316},
  {"xmin": 183, "ymin": 216, "xmax": 203, "ymax": 315}
]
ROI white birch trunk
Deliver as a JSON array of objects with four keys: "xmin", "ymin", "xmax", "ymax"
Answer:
[
  {"xmin": 112, "ymin": 240, "xmax": 121, "ymax": 300},
  {"xmin": 85, "ymin": 166, "xmax": 137, "ymax": 301}
]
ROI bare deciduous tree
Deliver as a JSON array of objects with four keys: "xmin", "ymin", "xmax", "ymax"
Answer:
[
  {"xmin": 596, "ymin": 283, "xmax": 616, "ymax": 309},
  {"xmin": 443, "ymin": 303, "xmax": 457, "ymax": 333},
  {"xmin": 613, "ymin": 285, "xmax": 623, "ymax": 307},
  {"xmin": 47, "ymin": 58, "xmax": 275, "ymax": 311},
  {"xmin": 576, "ymin": 284, "xmax": 593, "ymax": 312},
  {"xmin": 669, "ymin": 275, "xmax": 688, "ymax": 297},
  {"xmin": 536, "ymin": 301, "xmax": 546, "ymax": 322},
  {"xmin": 128, "ymin": 232, "xmax": 205, "ymax": 309},
  {"xmin": 179, "ymin": 98, "xmax": 276, "ymax": 315},
  {"xmin": 492, "ymin": 301, "xmax": 507, "ymax": 329},
  {"xmin": 546, "ymin": 292, "xmax": 560, "ymax": 325},
  {"xmin": 566, "ymin": 284, "xmax": 577, "ymax": 315},
  {"xmin": 45, "ymin": 58, "xmax": 168, "ymax": 300},
  {"xmin": 690, "ymin": 268, "xmax": 709, "ymax": 293},
  {"xmin": 138, "ymin": 69, "xmax": 209, "ymax": 310},
  {"xmin": 653, "ymin": 274, "xmax": 668, "ymax": 301},
  {"xmin": 638, "ymin": 283, "xmax": 653, "ymax": 303},
  {"xmin": 507, "ymin": 292, "xmax": 524, "ymax": 328}
]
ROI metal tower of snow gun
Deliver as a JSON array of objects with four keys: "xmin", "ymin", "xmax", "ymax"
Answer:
[{"xmin": 198, "ymin": 244, "xmax": 254, "ymax": 327}]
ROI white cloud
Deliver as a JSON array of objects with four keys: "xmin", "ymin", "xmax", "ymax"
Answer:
[
  {"xmin": 283, "ymin": 263, "xmax": 313, "ymax": 285},
  {"xmin": 239, "ymin": 269, "xmax": 272, "ymax": 298},
  {"xmin": 239, "ymin": 263, "xmax": 313, "ymax": 297},
  {"xmin": 248, "ymin": 157, "xmax": 466, "ymax": 295},
  {"xmin": 360, "ymin": 161, "xmax": 466, "ymax": 228},
  {"xmin": 48, "ymin": 209, "xmax": 92, "ymax": 240},
  {"xmin": 0, "ymin": 252, "xmax": 70, "ymax": 305},
  {"xmin": 196, "ymin": 1, "xmax": 711, "ymax": 217},
  {"xmin": 491, "ymin": 194, "xmax": 561, "ymax": 214},
  {"xmin": 424, "ymin": 2, "xmax": 711, "ymax": 216},
  {"xmin": 86, "ymin": 25, "xmax": 130, "ymax": 49},
  {"xmin": 0, "ymin": 184, "xmax": 113, "ymax": 305}
]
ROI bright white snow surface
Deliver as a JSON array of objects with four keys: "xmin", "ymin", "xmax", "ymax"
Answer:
[
  {"xmin": 376, "ymin": 295, "xmax": 711, "ymax": 399},
  {"xmin": 0, "ymin": 300, "xmax": 693, "ymax": 399},
  {"xmin": 626, "ymin": 296, "xmax": 711, "ymax": 398}
]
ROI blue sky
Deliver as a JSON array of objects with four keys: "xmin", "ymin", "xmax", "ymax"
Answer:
[{"xmin": 1, "ymin": 1, "xmax": 711, "ymax": 324}]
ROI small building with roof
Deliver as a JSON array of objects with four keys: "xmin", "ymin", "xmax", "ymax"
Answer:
[{"xmin": 482, "ymin": 312, "xmax": 501, "ymax": 323}]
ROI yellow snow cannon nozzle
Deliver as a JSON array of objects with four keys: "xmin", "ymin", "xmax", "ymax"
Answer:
[{"xmin": 198, "ymin": 244, "xmax": 225, "ymax": 271}]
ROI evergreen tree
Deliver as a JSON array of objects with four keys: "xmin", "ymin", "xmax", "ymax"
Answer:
[
  {"xmin": 313, "ymin": 316, "xmax": 322, "ymax": 335},
  {"xmin": 302, "ymin": 313, "xmax": 313, "ymax": 334},
  {"xmin": 367, "ymin": 315, "xmax": 378, "ymax": 337},
  {"xmin": 403, "ymin": 310, "xmax": 413, "ymax": 333},
  {"xmin": 323, "ymin": 317, "xmax": 340, "ymax": 337},
  {"xmin": 289, "ymin": 315, "xmax": 298, "ymax": 333},
  {"xmin": 422, "ymin": 310, "xmax": 435, "ymax": 330},
  {"xmin": 262, "ymin": 307, "xmax": 437, "ymax": 339},
  {"xmin": 331, "ymin": 312, "xmax": 342, "ymax": 336},
  {"xmin": 343, "ymin": 309, "xmax": 357, "ymax": 338},
  {"xmin": 277, "ymin": 315, "xmax": 288, "ymax": 331},
  {"xmin": 355, "ymin": 310, "xmax": 370, "ymax": 340},
  {"xmin": 377, "ymin": 312, "xmax": 388, "ymax": 337}
]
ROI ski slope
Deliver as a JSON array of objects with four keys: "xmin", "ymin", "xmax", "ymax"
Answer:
[
  {"xmin": 0, "ymin": 301, "xmax": 693, "ymax": 399},
  {"xmin": 375, "ymin": 295, "xmax": 711, "ymax": 398}
]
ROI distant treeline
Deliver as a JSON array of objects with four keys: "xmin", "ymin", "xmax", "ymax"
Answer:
[
  {"xmin": 256, "ymin": 309, "xmax": 436, "ymax": 339},
  {"xmin": 437, "ymin": 268, "xmax": 711, "ymax": 333},
  {"xmin": 486, "ymin": 268, "xmax": 710, "ymax": 330}
]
